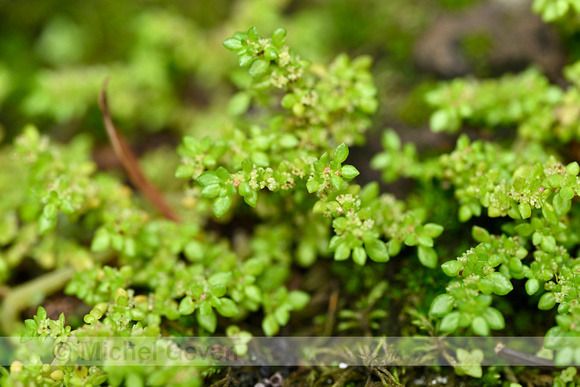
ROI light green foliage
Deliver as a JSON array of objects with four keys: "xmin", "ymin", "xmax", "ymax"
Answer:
[
  {"xmin": 0, "ymin": 25, "xmax": 421, "ymax": 386},
  {"xmin": 454, "ymin": 348, "xmax": 484, "ymax": 378},
  {"xmin": 533, "ymin": 0, "xmax": 580, "ymax": 22},
  {"xmin": 2, "ymin": 0, "xmax": 580, "ymax": 384},
  {"xmin": 177, "ymin": 27, "xmax": 444, "ymax": 267},
  {"xmin": 365, "ymin": 5, "xmax": 580, "ymax": 375},
  {"xmin": 372, "ymin": 130, "xmax": 580, "ymax": 223},
  {"xmin": 221, "ymin": 26, "xmax": 377, "ymax": 146},
  {"xmin": 425, "ymin": 63, "xmax": 580, "ymax": 143}
]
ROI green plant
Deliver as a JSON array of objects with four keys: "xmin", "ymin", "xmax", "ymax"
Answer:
[
  {"xmin": 2, "ymin": 1, "xmax": 580, "ymax": 385},
  {"xmin": 0, "ymin": 25, "xmax": 440, "ymax": 386}
]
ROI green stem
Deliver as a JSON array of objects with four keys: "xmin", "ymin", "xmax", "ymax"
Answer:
[{"xmin": 0, "ymin": 251, "xmax": 114, "ymax": 335}]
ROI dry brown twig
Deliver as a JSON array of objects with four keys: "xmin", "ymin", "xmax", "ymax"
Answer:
[{"xmin": 98, "ymin": 78, "xmax": 180, "ymax": 223}]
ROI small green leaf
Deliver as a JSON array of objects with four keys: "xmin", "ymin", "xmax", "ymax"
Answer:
[
  {"xmin": 209, "ymin": 271, "xmax": 232, "ymax": 286},
  {"xmin": 471, "ymin": 316, "xmax": 489, "ymax": 336},
  {"xmin": 555, "ymin": 347, "xmax": 574, "ymax": 367},
  {"xmin": 553, "ymin": 193, "xmax": 571, "ymax": 216},
  {"xmin": 216, "ymin": 298, "xmax": 239, "ymax": 317},
  {"xmin": 490, "ymin": 272, "xmax": 513, "ymax": 296},
  {"xmin": 262, "ymin": 314, "xmax": 279, "ymax": 336},
  {"xmin": 216, "ymin": 166, "xmax": 230, "ymax": 180},
  {"xmin": 542, "ymin": 201, "xmax": 559, "ymax": 224},
  {"xmin": 223, "ymin": 38, "xmax": 243, "ymax": 51},
  {"xmin": 200, "ymin": 184, "xmax": 221, "ymax": 198},
  {"xmin": 245, "ymin": 285, "xmax": 262, "ymax": 302},
  {"xmin": 306, "ymin": 179, "xmax": 320, "ymax": 193},
  {"xmin": 430, "ymin": 109, "xmax": 459, "ymax": 132},
  {"xmin": 211, "ymin": 282, "xmax": 227, "ymax": 298},
  {"xmin": 532, "ymin": 231, "xmax": 543, "ymax": 246},
  {"xmin": 247, "ymin": 26, "xmax": 259, "ymax": 41},
  {"xmin": 274, "ymin": 307, "xmax": 290, "ymax": 325},
  {"xmin": 545, "ymin": 326, "xmax": 566, "ymax": 349},
  {"xmin": 313, "ymin": 200, "xmax": 326, "ymax": 214},
  {"xmin": 197, "ymin": 171, "xmax": 222, "ymax": 186},
  {"xmin": 38, "ymin": 215, "xmax": 56, "ymax": 234},
  {"xmin": 251, "ymin": 151, "xmax": 269, "ymax": 167},
  {"xmin": 404, "ymin": 233, "xmax": 418, "ymax": 246},
  {"xmin": 249, "ymin": 59, "xmax": 270, "ymax": 79},
  {"xmin": 314, "ymin": 152, "xmax": 330, "ymax": 172},
  {"xmin": 228, "ymin": 92, "xmax": 251, "ymax": 116},
  {"xmin": 478, "ymin": 279, "xmax": 495, "ymax": 295},
  {"xmin": 331, "ymin": 175, "xmax": 344, "ymax": 190},
  {"xmin": 200, "ymin": 301, "xmax": 212, "ymax": 316},
  {"xmin": 43, "ymin": 203, "xmax": 57, "ymax": 219},
  {"xmin": 424, "ymin": 223, "xmax": 444, "ymax": 238},
  {"xmin": 518, "ymin": 202, "xmax": 531, "ymax": 219},
  {"xmin": 175, "ymin": 165, "xmax": 194, "ymax": 179},
  {"xmin": 239, "ymin": 54, "xmax": 253, "ymax": 67},
  {"xmin": 278, "ymin": 133, "xmax": 299, "ymax": 148},
  {"xmin": 567, "ymin": 161, "xmax": 580, "ymax": 176},
  {"xmin": 455, "ymin": 349, "xmax": 483, "ymax": 378},
  {"xmin": 514, "ymin": 223, "xmax": 534, "ymax": 237},
  {"xmin": 488, "ymin": 254, "xmax": 502, "ymax": 267},
  {"xmin": 541, "ymin": 235, "xmax": 556, "ymax": 253},
  {"xmin": 243, "ymin": 258, "xmax": 264, "ymax": 276},
  {"xmin": 381, "ymin": 129, "xmax": 401, "ymax": 150},
  {"xmin": 439, "ymin": 311, "xmax": 460, "ymax": 333},
  {"xmin": 513, "ymin": 177, "xmax": 526, "ymax": 191},
  {"xmin": 525, "ymin": 278, "xmax": 540, "ymax": 295},
  {"xmin": 244, "ymin": 190, "xmax": 258, "ymax": 207},
  {"xmin": 287, "ymin": 291, "xmax": 310, "ymax": 310},
  {"xmin": 91, "ymin": 228, "xmax": 110, "ymax": 252},
  {"xmin": 387, "ymin": 240, "xmax": 402, "ymax": 256},
  {"xmin": 272, "ymin": 28, "xmax": 287, "ymax": 47},
  {"xmin": 184, "ymin": 241, "xmax": 204, "ymax": 261},
  {"xmin": 281, "ymin": 94, "xmax": 298, "ymax": 109},
  {"xmin": 341, "ymin": 165, "xmax": 360, "ymax": 180},
  {"xmin": 197, "ymin": 309, "xmax": 217, "ymax": 333},
  {"xmin": 441, "ymin": 260, "xmax": 462, "ymax": 277},
  {"xmin": 333, "ymin": 143, "xmax": 349, "ymax": 163},
  {"xmin": 238, "ymin": 181, "xmax": 252, "ymax": 197},
  {"xmin": 334, "ymin": 243, "xmax": 350, "ymax": 261},
  {"xmin": 459, "ymin": 205, "xmax": 472, "ymax": 222},
  {"xmin": 538, "ymin": 292, "xmax": 556, "ymax": 310},
  {"xmin": 418, "ymin": 246, "xmax": 437, "ymax": 268},
  {"xmin": 264, "ymin": 47, "xmax": 278, "ymax": 60},
  {"xmin": 547, "ymin": 174, "xmax": 564, "ymax": 188},
  {"xmin": 183, "ymin": 136, "xmax": 199, "ymax": 151},
  {"xmin": 352, "ymin": 246, "xmax": 367, "ymax": 266},
  {"xmin": 24, "ymin": 319, "xmax": 36, "ymax": 331},
  {"xmin": 178, "ymin": 297, "xmax": 196, "ymax": 315},
  {"xmin": 560, "ymin": 187, "xmax": 575, "ymax": 200},
  {"xmin": 213, "ymin": 195, "xmax": 232, "ymax": 218},
  {"xmin": 37, "ymin": 306, "xmax": 47, "ymax": 320},
  {"xmin": 472, "ymin": 226, "xmax": 491, "ymax": 243},
  {"xmin": 417, "ymin": 234, "xmax": 434, "ymax": 247},
  {"xmin": 483, "ymin": 307, "xmax": 505, "ymax": 330},
  {"xmin": 242, "ymin": 158, "xmax": 253, "ymax": 173},
  {"xmin": 429, "ymin": 294, "xmax": 454, "ymax": 318},
  {"xmin": 365, "ymin": 239, "xmax": 389, "ymax": 262}
]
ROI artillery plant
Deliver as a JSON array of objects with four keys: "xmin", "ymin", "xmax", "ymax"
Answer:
[{"xmin": 1, "ymin": 5, "xmax": 580, "ymax": 385}]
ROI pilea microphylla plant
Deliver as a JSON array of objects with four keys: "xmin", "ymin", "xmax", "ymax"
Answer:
[{"xmin": 1, "ymin": 3, "xmax": 580, "ymax": 385}]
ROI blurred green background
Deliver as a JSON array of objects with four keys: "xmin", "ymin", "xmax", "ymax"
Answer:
[{"xmin": 0, "ymin": 0, "xmax": 574, "ymax": 148}]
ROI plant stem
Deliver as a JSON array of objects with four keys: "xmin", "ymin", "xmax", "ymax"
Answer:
[{"xmin": 0, "ymin": 251, "xmax": 114, "ymax": 335}]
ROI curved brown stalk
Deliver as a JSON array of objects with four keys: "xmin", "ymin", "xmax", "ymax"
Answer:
[{"xmin": 98, "ymin": 78, "xmax": 180, "ymax": 223}]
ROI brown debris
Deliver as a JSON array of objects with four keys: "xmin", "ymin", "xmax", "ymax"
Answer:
[{"xmin": 98, "ymin": 78, "xmax": 180, "ymax": 223}]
